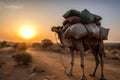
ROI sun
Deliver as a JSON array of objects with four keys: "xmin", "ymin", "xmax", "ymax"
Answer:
[{"xmin": 19, "ymin": 25, "xmax": 36, "ymax": 39}]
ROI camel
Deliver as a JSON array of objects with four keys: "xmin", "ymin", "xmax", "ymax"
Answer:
[{"xmin": 51, "ymin": 26, "xmax": 106, "ymax": 80}]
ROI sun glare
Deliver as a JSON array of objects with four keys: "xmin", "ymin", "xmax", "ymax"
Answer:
[{"xmin": 19, "ymin": 25, "xmax": 36, "ymax": 40}]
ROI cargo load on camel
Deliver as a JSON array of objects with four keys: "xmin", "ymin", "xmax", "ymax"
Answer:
[
  {"xmin": 62, "ymin": 9, "xmax": 109, "ymax": 40},
  {"xmin": 51, "ymin": 9, "xmax": 109, "ymax": 80}
]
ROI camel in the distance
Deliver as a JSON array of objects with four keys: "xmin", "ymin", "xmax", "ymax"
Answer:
[{"xmin": 51, "ymin": 26, "xmax": 106, "ymax": 80}]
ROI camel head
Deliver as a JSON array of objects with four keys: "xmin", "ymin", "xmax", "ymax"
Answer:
[
  {"xmin": 51, "ymin": 26, "xmax": 63, "ymax": 33},
  {"xmin": 51, "ymin": 26, "xmax": 72, "ymax": 47}
]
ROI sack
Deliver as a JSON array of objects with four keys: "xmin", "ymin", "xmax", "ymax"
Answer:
[
  {"xmin": 80, "ymin": 9, "xmax": 102, "ymax": 24},
  {"xmin": 67, "ymin": 16, "xmax": 81, "ymax": 24},
  {"xmin": 80, "ymin": 9, "xmax": 94, "ymax": 24},
  {"xmin": 85, "ymin": 23, "xmax": 100, "ymax": 39},
  {"xmin": 63, "ymin": 19, "xmax": 69, "ymax": 26},
  {"xmin": 63, "ymin": 9, "xmax": 80, "ymax": 19},
  {"xmin": 98, "ymin": 26, "xmax": 109, "ymax": 40},
  {"xmin": 93, "ymin": 14, "xmax": 102, "ymax": 22},
  {"xmin": 63, "ymin": 16, "xmax": 81, "ymax": 26},
  {"xmin": 63, "ymin": 23, "xmax": 88, "ymax": 39},
  {"xmin": 95, "ymin": 21, "xmax": 101, "ymax": 26}
]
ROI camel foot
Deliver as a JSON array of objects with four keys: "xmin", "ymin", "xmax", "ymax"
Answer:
[
  {"xmin": 81, "ymin": 76, "xmax": 87, "ymax": 80},
  {"xmin": 89, "ymin": 74, "xmax": 96, "ymax": 77},
  {"xmin": 100, "ymin": 76, "xmax": 106, "ymax": 80},
  {"xmin": 67, "ymin": 72, "xmax": 73, "ymax": 76}
]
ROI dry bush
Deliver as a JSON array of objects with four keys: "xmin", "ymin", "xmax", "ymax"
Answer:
[
  {"xmin": 13, "ymin": 42, "xmax": 27, "ymax": 53},
  {"xmin": 41, "ymin": 39, "xmax": 53, "ymax": 48},
  {"xmin": 0, "ymin": 40, "xmax": 7, "ymax": 48},
  {"xmin": 13, "ymin": 52, "xmax": 32, "ymax": 65},
  {"xmin": 46, "ymin": 43, "xmax": 70, "ymax": 54},
  {"xmin": 32, "ymin": 42, "xmax": 40, "ymax": 47}
]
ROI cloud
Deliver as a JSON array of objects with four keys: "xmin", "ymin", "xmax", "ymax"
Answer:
[
  {"xmin": 0, "ymin": 1, "xmax": 24, "ymax": 10},
  {"xmin": 5, "ymin": 5, "xmax": 24, "ymax": 9}
]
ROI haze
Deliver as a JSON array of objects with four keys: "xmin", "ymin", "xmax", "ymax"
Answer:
[{"xmin": 0, "ymin": 0, "xmax": 120, "ymax": 43}]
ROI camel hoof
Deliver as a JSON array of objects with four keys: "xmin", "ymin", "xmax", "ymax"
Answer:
[
  {"xmin": 100, "ymin": 77, "xmax": 106, "ymax": 80},
  {"xmin": 89, "ymin": 74, "xmax": 95, "ymax": 77},
  {"xmin": 67, "ymin": 72, "xmax": 73, "ymax": 76},
  {"xmin": 81, "ymin": 77, "xmax": 87, "ymax": 80},
  {"xmin": 81, "ymin": 76, "xmax": 87, "ymax": 80}
]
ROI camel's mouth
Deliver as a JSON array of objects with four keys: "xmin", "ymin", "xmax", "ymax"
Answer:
[{"xmin": 51, "ymin": 27, "xmax": 63, "ymax": 32}]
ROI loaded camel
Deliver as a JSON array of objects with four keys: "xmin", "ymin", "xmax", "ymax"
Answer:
[{"xmin": 51, "ymin": 26, "xmax": 106, "ymax": 80}]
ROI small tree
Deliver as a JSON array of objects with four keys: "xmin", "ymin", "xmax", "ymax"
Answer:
[
  {"xmin": 13, "ymin": 52, "xmax": 32, "ymax": 65},
  {"xmin": 0, "ymin": 40, "xmax": 7, "ymax": 47},
  {"xmin": 41, "ymin": 39, "xmax": 53, "ymax": 48},
  {"xmin": 32, "ymin": 42, "xmax": 40, "ymax": 47},
  {"xmin": 14, "ymin": 42, "xmax": 27, "ymax": 53}
]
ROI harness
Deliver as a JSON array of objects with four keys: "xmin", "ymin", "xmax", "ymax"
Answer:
[{"xmin": 54, "ymin": 33, "xmax": 70, "ymax": 73}]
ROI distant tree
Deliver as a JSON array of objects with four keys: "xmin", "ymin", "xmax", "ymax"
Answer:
[
  {"xmin": 0, "ymin": 40, "xmax": 7, "ymax": 47},
  {"xmin": 32, "ymin": 42, "xmax": 40, "ymax": 47},
  {"xmin": 14, "ymin": 42, "xmax": 27, "ymax": 53},
  {"xmin": 13, "ymin": 42, "xmax": 19, "ymax": 49},
  {"xmin": 41, "ymin": 39, "xmax": 53, "ymax": 48},
  {"xmin": 13, "ymin": 52, "xmax": 32, "ymax": 65}
]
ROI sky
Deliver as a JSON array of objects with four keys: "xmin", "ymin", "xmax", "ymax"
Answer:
[{"xmin": 0, "ymin": 0, "xmax": 120, "ymax": 43}]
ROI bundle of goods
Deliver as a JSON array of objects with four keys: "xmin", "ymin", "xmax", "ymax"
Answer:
[
  {"xmin": 62, "ymin": 9, "xmax": 109, "ymax": 40},
  {"xmin": 63, "ymin": 23, "xmax": 100, "ymax": 39},
  {"xmin": 84, "ymin": 23, "xmax": 100, "ymax": 39},
  {"xmin": 63, "ymin": 9, "xmax": 80, "ymax": 19},
  {"xmin": 63, "ymin": 16, "xmax": 81, "ymax": 26},
  {"xmin": 63, "ymin": 23, "xmax": 88, "ymax": 39},
  {"xmin": 98, "ymin": 26, "xmax": 109, "ymax": 40},
  {"xmin": 80, "ymin": 9, "xmax": 102, "ymax": 24}
]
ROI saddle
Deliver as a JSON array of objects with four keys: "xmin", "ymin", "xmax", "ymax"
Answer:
[
  {"xmin": 83, "ymin": 38, "xmax": 102, "ymax": 51},
  {"xmin": 84, "ymin": 38, "xmax": 101, "ymax": 45}
]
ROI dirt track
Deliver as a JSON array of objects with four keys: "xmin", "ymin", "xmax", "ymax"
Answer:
[{"xmin": 27, "ymin": 48, "xmax": 120, "ymax": 80}]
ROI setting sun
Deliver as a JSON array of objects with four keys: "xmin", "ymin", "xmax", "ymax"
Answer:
[{"xmin": 18, "ymin": 25, "xmax": 36, "ymax": 40}]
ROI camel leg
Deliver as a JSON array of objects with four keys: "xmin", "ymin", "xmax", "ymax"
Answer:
[
  {"xmin": 79, "ymin": 50, "xmax": 87, "ymax": 80},
  {"xmin": 99, "ymin": 43, "xmax": 106, "ymax": 80},
  {"xmin": 90, "ymin": 46, "xmax": 100, "ymax": 77},
  {"xmin": 67, "ymin": 49, "xmax": 74, "ymax": 76},
  {"xmin": 99, "ymin": 54, "xmax": 105, "ymax": 80},
  {"xmin": 90, "ymin": 54, "xmax": 99, "ymax": 77}
]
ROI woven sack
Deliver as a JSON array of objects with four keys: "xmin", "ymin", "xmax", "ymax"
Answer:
[
  {"xmin": 98, "ymin": 26, "xmax": 109, "ymax": 40},
  {"xmin": 63, "ymin": 23, "xmax": 88, "ymax": 39},
  {"xmin": 85, "ymin": 23, "xmax": 100, "ymax": 39}
]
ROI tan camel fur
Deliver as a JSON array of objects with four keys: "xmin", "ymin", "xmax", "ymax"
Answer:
[{"xmin": 51, "ymin": 26, "xmax": 106, "ymax": 80}]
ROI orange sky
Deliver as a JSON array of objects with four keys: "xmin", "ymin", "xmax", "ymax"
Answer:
[{"xmin": 0, "ymin": 0, "xmax": 120, "ymax": 43}]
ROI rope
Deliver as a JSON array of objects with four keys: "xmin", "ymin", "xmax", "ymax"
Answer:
[
  {"xmin": 54, "ymin": 33, "xmax": 59, "ymax": 44},
  {"xmin": 54, "ymin": 33, "xmax": 70, "ymax": 73},
  {"xmin": 59, "ymin": 53, "xmax": 70, "ymax": 73}
]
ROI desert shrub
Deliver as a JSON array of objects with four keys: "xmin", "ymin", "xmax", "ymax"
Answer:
[
  {"xmin": 41, "ymin": 39, "xmax": 53, "ymax": 48},
  {"xmin": 13, "ymin": 52, "xmax": 32, "ymax": 65},
  {"xmin": 32, "ymin": 42, "xmax": 40, "ymax": 47},
  {"xmin": 0, "ymin": 40, "xmax": 7, "ymax": 47},
  {"xmin": 13, "ymin": 42, "xmax": 27, "ymax": 52},
  {"xmin": 46, "ymin": 43, "xmax": 70, "ymax": 54},
  {"xmin": 13, "ymin": 42, "xmax": 19, "ymax": 49},
  {"xmin": 47, "ymin": 44, "xmax": 63, "ymax": 52}
]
